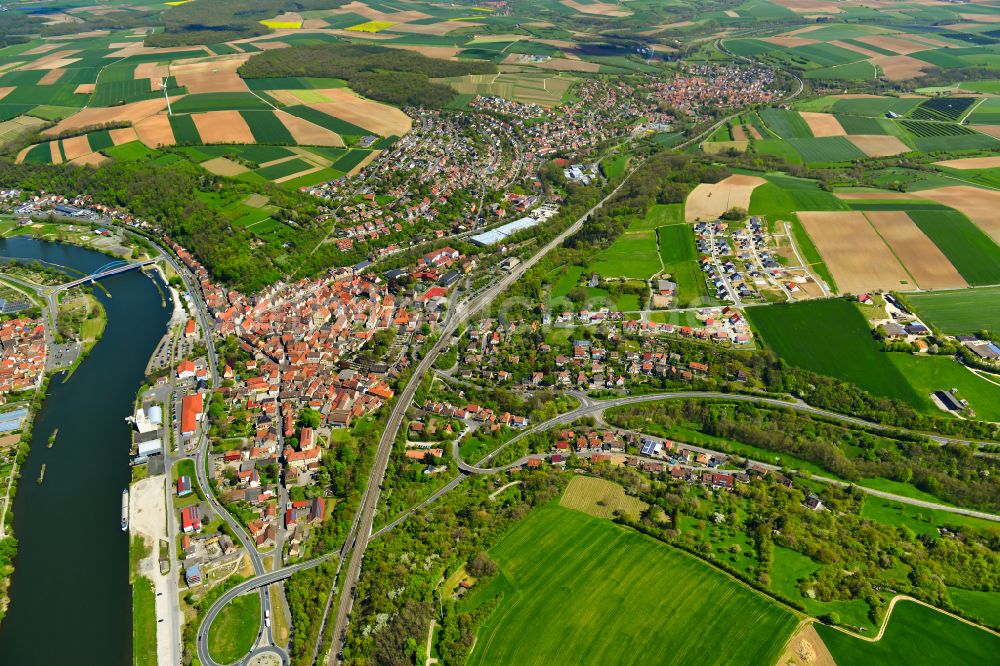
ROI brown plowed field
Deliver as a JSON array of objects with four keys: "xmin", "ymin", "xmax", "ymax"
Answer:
[
  {"xmin": 685, "ymin": 174, "xmax": 765, "ymax": 222},
  {"xmin": 310, "ymin": 89, "xmax": 412, "ymax": 136},
  {"xmin": 798, "ymin": 211, "xmax": 910, "ymax": 293},
  {"xmin": 191, "ymin": 110, "xmax": 255, "ymax": 144},
  {"xmin": 46, "ymin": 98, "xmax": 171, "ymax": 135},
  {"xmin": 800, "ymin": 112, "xmax": 846, "ymax": 137},
  {"xmin": 934, "ymin": 155, "xmax": 1000, "ymax": 169},
  {"xmin": 134, "ymin": 115, "xmax": 176, "ymax": 147},
  {"xmin": 109, "ymin": 127, "xmax": 140, "ymax": 145},
  {"xmin": 865, "ymin": 211, "xmax": 966, "ymax": 289},
  {"xmin": 171, "ymin": 55, "xmax": 251, "ymax": 93},
  {"xmin": 849, "ymin": 134, "xmax": 910, "ymax": 157},
  {"xmin": 274, "ymin": 111, "xmax": 344, "ymax": 146},
  {"xmin": 60, "ymin": 135, "xmax": 93, "ymax": 161}
]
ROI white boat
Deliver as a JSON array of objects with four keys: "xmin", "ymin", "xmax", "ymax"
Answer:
[{"xmin": 121, "ymin": 488, "xmax": 129, "ymax": 531}]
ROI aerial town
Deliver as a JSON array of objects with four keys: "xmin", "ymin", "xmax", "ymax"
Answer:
[{"xmin": 1, "ymin": 4, "xmax": 1000, "ymax": 666}]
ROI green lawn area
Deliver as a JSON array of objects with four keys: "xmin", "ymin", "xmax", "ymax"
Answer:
[
  {"xmin": 103, "ymin": 140, "xmax": 157, "ymax": 162},
  {"xmin": 770, "ymin": 547, "xmax": 873, "ymax": 630},
  {"xmin": 678, "ymin": 514, "xmax": 759, "ymax": 578},
  {"xmin": 889, "ymin": 353, "xmax": 1000, "ymax": 421},
  {"xmin": 658, "ymin": 223, "xmax": 707, "ymax": 306},
  {"xmin": 746, "ymin": 299, "xmax": 921, "ymax": 405},
  {"xmin": 208, "ymin": 593, "xmax": 260, "ymax": 664},
  {"xmin": 907, "ymin": 287, "xmax": 1000, "ymax": 334},
  {"xmin": 587, "ymin": 229, "xmax": 661, "ymax": 280},
  {"xmin": 630, "ymin": 203, "xmax": 683, "ymax": 231},
  {"xmin": 857, "ymin": 477, "xmax": 955, "ymax": 504},
  {"xmin": 861, "ymin": 496, "xmax": 997, "ymax": 539},
  {"xmin": 550, "ymin": 265, "xmax": 585, "ymax": 299},
  {"xmin": 816, "ymin": 599, "xmax": 1000, "ymax": 665},
  {"xmin": 464, "ymin": 505, "xmax": 798, "ymax": 666},
  {"xmin": 133, "ymin": 577, "xmax": 157, "ymax": 666},
  {"xmin": 601, "ymin": 154, "xmax": 629, "ymax": 179},
  {"xmin": 948, "ymin": 588, "xmax": 1000, "ymax": 627}
]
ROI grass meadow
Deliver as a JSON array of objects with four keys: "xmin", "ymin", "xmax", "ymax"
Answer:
[
  {"xmin": 860, "ymin": 496, "xmax": 997, "ymax": 539},
  {"xmin": 559, "ymin": 476, "xmax": 647, "ymax": 520},
  {"xmin": 889, "ymin": 353, "xmax": 1000, "ymax": 421},
  {"xmin": 907, "ymin": 287, "xmax": 1000, "ymax": 334},
  {"xmin": 948, "ymin": 588, "xmax": 1000, "ymax": 628},
  {"xmin": 770, "ymin": 547, "xmax": 872, "ymax": 630},
  {"xmin": 208, "ymin": 593, "xmax": 260, "ymax": 664},
  {"xmin": 464, "ymin": 505, "xmax": 797, "ymax": 666},
  {"xmin": 816, "ymin": 600, "xmax": 1000, "ymax": 665},
  {"xmin": 746, "ymin": 299, "xmax": 921, "ymax": 405}
]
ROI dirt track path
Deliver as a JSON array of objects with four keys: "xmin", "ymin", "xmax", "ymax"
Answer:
[{"xmin": 826, "ymin": 595, "xmax": 1000, "ymax": 643}]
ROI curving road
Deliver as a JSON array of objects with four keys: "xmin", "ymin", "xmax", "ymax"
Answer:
[{"xmin": 458, "ymin": 390, "xmax": 990, "ymax": 476}]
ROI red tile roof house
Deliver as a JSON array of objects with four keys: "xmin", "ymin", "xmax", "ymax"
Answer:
[
  {"xmin": 177, "ymin": 359, "xmax": 196, "ymax": 380},
  {"xmin": 181, "ymin": 393, "xmax": 203, "ymax": 437},
  {"xmin": 181, "ymin": 506, "xmax": 201, "ymax": 533}
]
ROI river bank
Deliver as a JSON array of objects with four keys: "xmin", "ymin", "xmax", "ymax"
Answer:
[
  {"xmin": 0, "ymin": 374, "xmax": 48, "ymax": 624},
  {"xmin": 0, "ymin": 236, "xmax": 172, "ymax": 664}
]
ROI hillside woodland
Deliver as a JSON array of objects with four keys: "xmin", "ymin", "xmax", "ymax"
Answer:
[{"xmin": 238, "ymin": 44, "xmax": 498, "ymax": 107}]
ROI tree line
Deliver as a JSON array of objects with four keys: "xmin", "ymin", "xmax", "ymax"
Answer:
[{"xmin": 238, "ymin": 43, "xmax": 497, "ymax": 108}]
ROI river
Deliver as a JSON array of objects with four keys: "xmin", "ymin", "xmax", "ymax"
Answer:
[{"xmin": 0, "ymin": 236, "xmax": 172, "ymax": 664}]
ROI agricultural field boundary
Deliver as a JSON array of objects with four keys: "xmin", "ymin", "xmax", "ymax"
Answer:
[{"xmin": 824, "ymin": 596, "xmax": 1000, "ymax": 643}]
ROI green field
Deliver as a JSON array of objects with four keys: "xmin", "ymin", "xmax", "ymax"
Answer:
[
  {"xmin": 903, "ymin": 210, "xmax": 1000, "ymax": 285},
  {"xmin": 861, "ymin": 495, "xmax": 997, "ymax": 539},
  {"xmin": 587, "ymin": 229, "xmax": 661, "ymax": 280},
  {"xmin": 805, "ymin": 60, "xmax": 877, "ymax": 81},
  {"xmin": 332, "ymin": 149, "xmax": 373, "ymax": 173},
  {"xmin": 832, "ymin": 96, "xmax": 924, "ymax": 117},
  {"xmin": 90, "ymin": 77, "xmax": 182, "ymax": 107},
  {"xmin": 746, "ymin": 299, "xmax": 921, "ymax": 404},
  {"xmin": 239, "ymin": 110, "xmax": 295, "ymax": 144},
  {"xmin": 834, "ymin": 114, "xmax": 894, "ymax": 135},
  {"xmin": 658, "ymin": 223, "xmax": 706, "ymax": 306},
  {"xmin": 255, "ymin": 156, "xmax": 314, "ymax": 181},
  {"xmin": 279, "ymin": 167, "xmax": 344, "ymax": 190},
  {"xmin": 787, "ymin": 136, "xmax": 867, "ymax": 163},
  {"xmin": 889, "ymin": 353, "xmax": 1000, "ymax": 421},
  {"xmin": 754, "ymin": 138, "xmax": 804, "ymax": 164},
  {"xmin": 760, "ymin": 108, "xmax": 813, "ymax": 139},
  {"xmin": 967, "ymin": 96, "xmax": 1000, "ymax": 124},
  {"xmin": 770, "ymin": 547, "xmax": 872, "ymax": 630},
  {"xmin": 816, "ymin": 600, "xmax": 1000, "ymax": 665},
  {"xmin": 168, "ymin": 115, "xmax": 202, "ymax": 144},
  {"xmin": 948, "ymin": 588, "xmax": 1000, "ymax": 627},
  {"xmin": 907, "ymin": 287, "xmax": 1000, "ymax": 334},
  {"xmin": 133, "ymin": 577, "xmax": 157, "ymax": 666},
  {"xmin": 208, "ymin": 593, "xmax": 260, "ymax": 664},
  {"xmin": 464, "ymin": 505, "xmax": 798, "ymax": 666}
]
